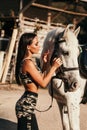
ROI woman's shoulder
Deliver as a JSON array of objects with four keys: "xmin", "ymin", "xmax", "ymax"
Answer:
[
  {"xmin": 22, "ymin": 58, "xmax": 41, "ymax": 72},
  {"xmin": 23, "ymin": 58, "xmax": 34, "ymax": 67}
]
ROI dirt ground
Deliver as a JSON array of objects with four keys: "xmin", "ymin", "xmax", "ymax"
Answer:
[{"xmin": 0, "ymin": 84, "xmax": 87, "ymax": 130}]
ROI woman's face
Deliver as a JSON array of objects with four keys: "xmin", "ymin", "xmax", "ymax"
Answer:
[{"xmin": 28, "ymin": 36, "xmax": 40, "ymax": 54}]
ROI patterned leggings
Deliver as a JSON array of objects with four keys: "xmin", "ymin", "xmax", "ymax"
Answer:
[{"xmin": 15, "ymin": 91, "xmax": 39, "ymax": 130}]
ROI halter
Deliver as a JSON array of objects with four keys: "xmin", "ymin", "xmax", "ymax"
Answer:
[
  {"xmin": 51, "ymin": 32, "xmax": 80, "ymax": 93},
  {"xmin": 62, "ymin": 66, "xmax": 79, "ymax": 72}
]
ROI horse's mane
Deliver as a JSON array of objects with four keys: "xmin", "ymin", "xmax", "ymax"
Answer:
[{"xmin": 41, "ymin": 27, "xmax": 65, "ymax": 70}]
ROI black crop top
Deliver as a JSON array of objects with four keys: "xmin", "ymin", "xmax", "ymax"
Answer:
[{"xmin": 19, "ymin": 58, "xmax": 41, "ymax": 85}]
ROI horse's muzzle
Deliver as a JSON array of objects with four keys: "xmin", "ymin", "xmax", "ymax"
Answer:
[{"xmin": 65, "ymin": 80, "xmax": 79, "ymax": 92}]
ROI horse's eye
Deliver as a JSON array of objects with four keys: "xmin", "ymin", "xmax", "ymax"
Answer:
[{"xmin": 62, "ymin": 51, "xmax": 69, "ymax": 56}]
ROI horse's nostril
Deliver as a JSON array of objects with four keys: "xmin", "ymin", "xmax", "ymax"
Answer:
[{"xmin": 73, "ymin": 82, "xmax": 78, "ymax": 88}]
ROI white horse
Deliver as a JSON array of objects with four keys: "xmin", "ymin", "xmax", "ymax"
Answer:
[{"xmin": 40, "ymin": 24, "xmax": 87, "ymax": 130}]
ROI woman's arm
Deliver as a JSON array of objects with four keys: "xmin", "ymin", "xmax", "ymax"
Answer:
[{"xmin": 23, "ymin": 58, "xmax": 62, "ymax": 88}]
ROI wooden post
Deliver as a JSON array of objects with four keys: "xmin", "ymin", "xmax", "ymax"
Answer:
[
  {"xmin": 20, "ymin": 0, "xmax": 23, "ymax": 10},
  {"xmin": 47, "ymin": 12, "xmax": 51, "ymax": 30},
  {"xmin": 0, "ymin": 51, "xmax": 5, "ymax": 80},
  {"xmin": 1, "ymin": 28, "xmax": 18, "ymax": 83}
]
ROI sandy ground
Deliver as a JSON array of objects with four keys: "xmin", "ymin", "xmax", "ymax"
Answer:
[{"xmin": 0, "ymin": 84, "xmax": 87, "ymax": 130}]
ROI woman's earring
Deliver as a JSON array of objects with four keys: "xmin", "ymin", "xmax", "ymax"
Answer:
[{"xmin": 27, "ymin": 46, "xmax": 30, "ymax": 50}]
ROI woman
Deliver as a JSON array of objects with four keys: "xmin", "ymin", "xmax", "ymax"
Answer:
[{"xmin": 15, "ymin": 32, "xmax": 62, "ymax": 130}]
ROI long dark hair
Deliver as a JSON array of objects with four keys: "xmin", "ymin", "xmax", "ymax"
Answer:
[{"xmin": 15, "ymin": 33, "xmax": 37, "ymax": 85}]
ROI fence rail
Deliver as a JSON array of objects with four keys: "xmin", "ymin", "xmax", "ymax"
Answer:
[{"xmin": 32, "ymin": 3, "xmax": 87, "ymax": 17}]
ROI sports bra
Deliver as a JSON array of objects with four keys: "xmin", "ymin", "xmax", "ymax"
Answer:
[{"xmin": 19, "ymin": 58, "xmax": 41, "ymax": 85}]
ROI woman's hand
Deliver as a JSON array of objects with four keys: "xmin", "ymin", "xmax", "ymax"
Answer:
[{"xmin": 52, "ymin": 57, "xmax": 63, "ymax": 69}]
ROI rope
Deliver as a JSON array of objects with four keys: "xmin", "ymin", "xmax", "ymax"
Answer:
[
  {"xmin": 35, "ymin": 78, "xmax": 54, "ymax": 112},
  {"xmin": 35, "ymin": 76, "xmax": 63, "ymax": 112}
]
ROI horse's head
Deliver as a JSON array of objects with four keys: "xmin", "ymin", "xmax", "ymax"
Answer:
[{"xmin": 51, "ymin": 24, "xmax": 81, "ymax": 92}]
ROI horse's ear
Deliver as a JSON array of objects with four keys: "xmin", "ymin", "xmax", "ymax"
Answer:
[
  {"xmin": 74, "ymin": 26, "xmax": 80, "ymax": 37},
  {"xmin": 63, "ymin": 24, "xmax": 74, "ymax": 37}
]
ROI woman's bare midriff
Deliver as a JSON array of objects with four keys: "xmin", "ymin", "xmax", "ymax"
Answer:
[{"xmin": 24, "ymin": 83, "xmax": 38, "ymax": 93}]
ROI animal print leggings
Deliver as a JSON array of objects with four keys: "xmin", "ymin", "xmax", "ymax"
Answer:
[{"xmin": 15, "ymin": 91, "xmax": 39, "ymax": 130}]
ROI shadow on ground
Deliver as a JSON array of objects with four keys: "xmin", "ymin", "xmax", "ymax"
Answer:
[{"xmin": 0, "ymin": 118, "xmax": 17, "ymax": 130}]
